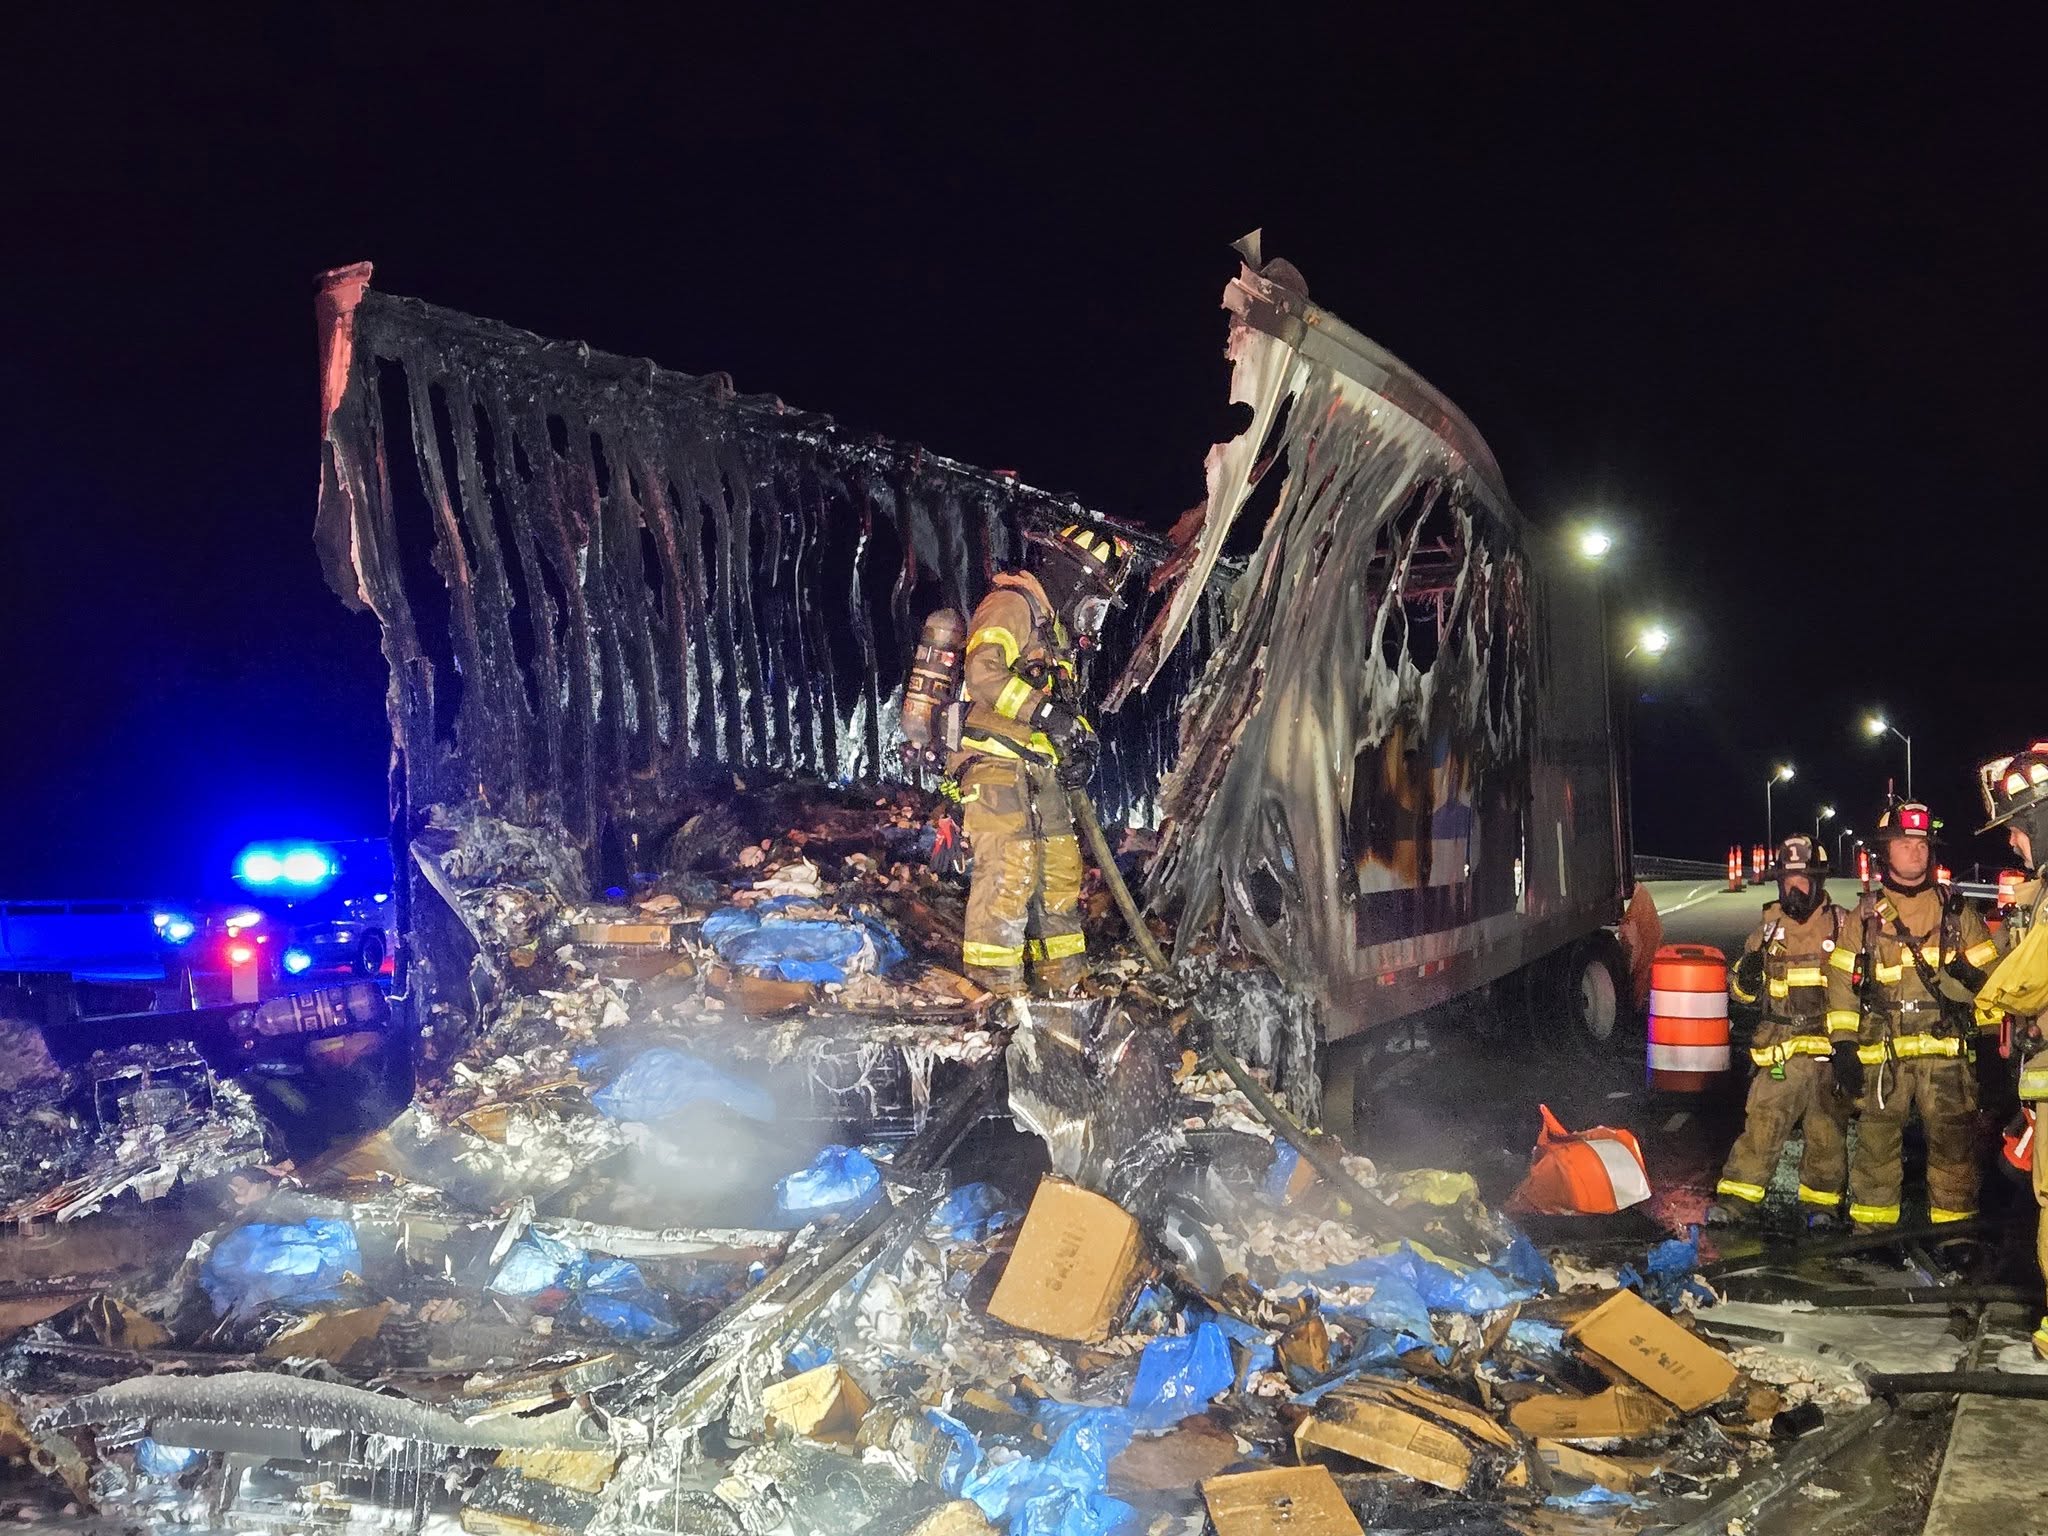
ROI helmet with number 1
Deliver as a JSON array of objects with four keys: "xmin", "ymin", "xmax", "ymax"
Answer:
[{"xmin": 1772, "ymin": 834, "xmax": 1828, "ymax": 919}]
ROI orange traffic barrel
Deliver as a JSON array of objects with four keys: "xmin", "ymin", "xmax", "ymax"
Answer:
[{"xmin": 1647, "ymin": 943, "xmax": 1730, "ymax": 1091}]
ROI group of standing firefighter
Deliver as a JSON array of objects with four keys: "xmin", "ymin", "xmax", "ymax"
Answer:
[{"xmin": 1710, "ymin": 745, "xmax": 2048, "ymax": 1350}]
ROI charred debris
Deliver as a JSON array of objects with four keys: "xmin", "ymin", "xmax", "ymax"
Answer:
[{"xmin": 0, "ymin": 257, "xmax": 1913, "ymax": 1533}]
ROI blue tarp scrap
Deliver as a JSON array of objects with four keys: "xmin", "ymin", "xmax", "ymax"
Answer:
[
  {"xmin": 1621, "ymin": 1225, "xmax": 1713, "ymax": 1311},
  {"xmin": 1498, "ymin": 1230, "xmax": 1558, "ymax": 1291},
  {"xmin": 930, "ymin": 1181, "xmax": 1019, "ymax": 1243},
  {"xmin": 1126, "ymin": 1323, "xmax": 1235, "ymax": 1429},
  {"xmin": 1262, "ymin": 1141, "xmax": 1302, "ymax": 1203},
  {"xmin": 135, "ymin": 1439, "xmax": 203, "ymax": 1479},
  {"xmin": 1505, "ymin": 1318, "xmax": 1569, "ymax": 1354},
  {"xmin": 489, "ymin": 1230, "xmax": 676, "ymax": 1341},
  {"xmin": 1544, "ymin": 1485, "xmax": 1642, "ymax": 1510},
  {"xmin": 1305, "ymin": 1242, "xmax": 1537, "ymax": 1320},
  {"xmin": 200, "ymin": 1218, "xmax": 361, "ymax": 1320},
  {"xmin": 776, "ymin": 1145, "xmax": 882, "ymax": 1219},
  {"xmin": 700, "ymin": 895, "xmax": 909, "ymax": 983},
  {"xmin": 962, "ymin": 1406, "xmax": 1137, "ymax": 1536},
  {"xmin": 1180, "ymin": 1303, "xmax": 1276, "ymax": 1377},
  {"xmin": 592, "ymin": 1047, "xmax": 776, "ymax": 1125}
]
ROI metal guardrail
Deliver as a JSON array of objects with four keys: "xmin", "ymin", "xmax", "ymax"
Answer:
[{"xmin": 1631, "ymin": 855, "xmax": 1730, "ymax": 882}]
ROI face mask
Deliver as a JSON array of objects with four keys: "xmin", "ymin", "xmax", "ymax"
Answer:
[{"xmin": 1072, "ymin": 595, "xmax": 1111, "ymax": 642}]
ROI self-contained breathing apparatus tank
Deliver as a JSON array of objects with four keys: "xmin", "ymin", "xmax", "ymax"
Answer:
[{"xmin": 901, "ymin": 607, "xmax": 966, "ymax": 765}]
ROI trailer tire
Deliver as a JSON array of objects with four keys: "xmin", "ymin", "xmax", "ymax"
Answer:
[
  {"xmin": 1539, "ymin": 934, "xmax": 1634, "ymax": 1056},
  {"xmin": 355, "ymin": 932, "xmax": 386, "ymax": 977}
]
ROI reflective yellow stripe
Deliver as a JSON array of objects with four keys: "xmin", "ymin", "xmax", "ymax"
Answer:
[
  {"xmin": 1918, "ymin": 943, "xmax": 1944, "ymax": 966},
  {"xmin": 1849, "ymin": 1203, "xmax": 1901, "ymax": 1226},
  {"xmin": 1039, "ymin": 932, "xmax": 1086, "ymax": 960},
  {"xmin": 1856, "ymin": 1035, "xmax": 1967, "ymax": 1064},
  {"xmin": 968, "ymin": 626, "xmax": 1022, "ymax": 665},
  {"xmin": 1715, "ymin": 1179, "xmax": 1767, "ymax": 1204},
  {"xmin": 1730, "ymin": 979, "xmax": 1759, "ymax": 1005},
  {"xmin": 2033, "ymin": 1323, "xmax": 2048, "ymax": 1357},
  {"xmin": 962, "ymin": 941, "xmax": 1025, "ymax": 968},
  {"xmin": 1928, "ymin": 1207, "xmax": 1978, "ymax": 1224},
  {"xmin": 1797, "ymin": 1185, "xmax": 1843, "ymax": 1209},
  {"xmin": 1830, "ymin": 948, "xmax": 1858, "ymax": 973},
  {"xmin": 1875, "ymin": 962, "xmax": 1905, "ymax": 984},
  {"xmin": 960, "ymin": 733, "xmax": 1023, "ymax": 760},
  {"xmin": 1826, "ymin": 1009, "xmax": 1862, "ymax": 1034},
  {"xmin": 1767, "ymin": 977, "xmax": 1790, "ymax": 999},
  {"xmin": 994, "ymin": 675, "xmax": 1039, "ymax": 721},
  {"xmin": 1751, "ymin": 1036, "xmax": 1834, "ymax": 1067},
  {"xmin": 1784, "ymin": 966, "xmax": 1825, "ymax": 987},
  {"xmin": 1966, "ymin": 940, "xmax": 2000, "ymax": 967},
  {"xmin": 1027, "ymin": 731, "xmax": 1060, "ymax": 761}
]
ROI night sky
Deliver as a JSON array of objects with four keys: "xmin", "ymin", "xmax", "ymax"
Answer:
[{"xmin": 4, "ymin": 11, "xmax": 2039, "ymax": 896}]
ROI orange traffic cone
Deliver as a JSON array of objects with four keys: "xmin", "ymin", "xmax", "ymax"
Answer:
[{"xmin": 1507, "ymin": 1104, "xmax": 1651, "ymax": 1215}]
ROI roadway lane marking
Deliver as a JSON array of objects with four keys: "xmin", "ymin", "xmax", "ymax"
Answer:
[{"xmin": 1651, "ymin": 882, "xmax": 1726, "ymax": 917}]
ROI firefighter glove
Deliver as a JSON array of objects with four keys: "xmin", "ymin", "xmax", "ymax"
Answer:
[
  {"xmin": 1831, "ymin": 1038, "xmax": 1865, "ymax": 1098},
  {"xmin": 1055, "ymin": 728, "xmax": 1100, "ymax": 789},
  {"xmin": 1731, "ymin": 950, "xmax": 1765, "ymax": 1005}
]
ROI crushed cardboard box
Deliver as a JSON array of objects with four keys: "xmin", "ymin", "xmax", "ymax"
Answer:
[
  {"xmin": 987, "ymin": 1177, "xmax": 1145, "ymax": 1344},
  {"xmin": 760, "ymin": 1363, "xmax": 872, "ymax": 1444},
  {"xmin": 1201, "ymin": 1466, "xmax": 1365, "ymax": 1536},
  {"xmin": 1507, "ymin": 1382, "xmax": 1675, "ymax": 1441},
  {"xmin": 1569, "ymin": 1290, "xmax": 1738, "ymax": 1412},
  {"xmin": 1295, "ymin": 1378, "xmax": 1523, "ymax": 1495}
]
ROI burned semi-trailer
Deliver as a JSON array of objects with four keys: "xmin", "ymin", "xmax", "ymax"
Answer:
[
  {"xmin": 312, "ymin": 249, "xmax": 1628, "ymax": 1132},
  {"xmin": 1117, "ymin": 251, "xmax": 1631, "ymax": 1128}
]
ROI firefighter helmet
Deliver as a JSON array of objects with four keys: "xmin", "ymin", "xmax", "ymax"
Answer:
[
  {"xmin": 1029, "ymin": 523, "xmax": 1134, "ymax": 598},
  {"xmin": 1978, "ymin": 743, "xmax": 2048, "ymax": 833},
  {"xmin": 1771, "ymin": 834, "xmax": 1826, "ymax": 877},
  {"xmin": 1875, "ymin": 801, "xmax": 1936, "ymax": 842}
]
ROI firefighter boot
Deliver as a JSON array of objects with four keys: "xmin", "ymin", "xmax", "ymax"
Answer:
[{"xmin": 1703, "ymin": 1198, "xmax": 1756, "ymax": 1228}]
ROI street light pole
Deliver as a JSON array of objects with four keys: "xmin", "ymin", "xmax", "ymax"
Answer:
[
  {"xmin": 1815, "ymin": 804, "xmax": 1835, "ymax": 843},
  {"xmin": 1865, "ymin": 716, "xmax": 1915, "ymax": 799},
  {"xmin": 1766, "ymin": 764, "xmax": 1794, "ymax": 850}
]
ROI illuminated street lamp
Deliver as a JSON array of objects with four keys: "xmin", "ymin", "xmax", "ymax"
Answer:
[
  {"xmin": 1766, "ymin": 763, "xmax": 1794, "ymax": 849},
  {"xmin": 1864, "ymin": 714, "xmax": 1914, "ymax": 798},
  {"xmin": 1815, "ymin": 803, "xmax": 1835, "ymax": 841},
  {"xmin": 1577, "ymin": 527, "xmax": 1615, "ymax": 563},
  {"xmin": 1837, "ymin": 827, "xmax": 1856, "ymax": 868},
  {"xmin": 1623, "ymin": 623, "xmax": 1671, "ymax": 660}
]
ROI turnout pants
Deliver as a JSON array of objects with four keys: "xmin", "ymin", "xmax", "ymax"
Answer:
[
  {"xmin": 1847, "ymin": 1055, "xmax": 1980, "ymax": 1227},
  {"xmin": 959, "ymin": 758, "xmax": 1086, "ymax": 994},
  {"xmin": 1715, "ymin": 1049, "xmax": 1848, "ymax": 1213},
  {"xmin": 2034, "ymin": 1115, "xmax": 2048, "ymax": 1356}
]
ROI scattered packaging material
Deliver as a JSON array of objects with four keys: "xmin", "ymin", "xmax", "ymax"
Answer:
[
  {"xmin": 1507, "ymin": 1383, "xmax": 1675, "ymax": 1441},
  {"xmin": 1569, "ymin": 1289, "xmax": 1738, "ymax": 1411},
  {"xmin": 761, "ymin": 1364, "xmax": 873, "ymax": 1444},
  {"xmin": 259, "ymin": 1301, "xmax": 392, "ymax": 1364},
  {"xmin": 987, "ymin": 1178, "xmax": 1145, "ymax": 1344},
  {"xmin": 1126, "ymin": 1322, "xmax": 1233, "ymax": 1429},
  {"xmin": 1294, "ymin": 1378, "xmax": 1521, "ymax": 1494},
  {"xmin": 571, "ymin": 921, "xmax": 676, "ymax": 946},
  {"xmin": 1534, "ymin": 1440, "xmax": 1640, "ymax": 1492},
  {"xmin": 591, "ymin": 1047, "xmax": 777, "ymax": 1125},
  {"xmin": 1201, "ymin": 1467, "xmax": 1364, "ymax": 1536},
  {"xmin": 776, "ymin": 1145, "xmax": 883, "ymax": 1220},
  {"xmin": 199, "ymin": 1218, "xmax": 362, "ymax": 1320}
]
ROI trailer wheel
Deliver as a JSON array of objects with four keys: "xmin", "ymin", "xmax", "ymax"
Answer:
[
  {"xmin": 355, "ymin": 932, "xmax": 386, "ymax": 977},
  {"xmin": 1540, "ymin": 935, "xmax": 1634, "ymax": 1056}
]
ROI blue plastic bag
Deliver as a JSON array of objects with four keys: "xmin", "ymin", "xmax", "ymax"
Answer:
[
  {"xmin": 1127, "ymin": 1323, "xmax": 1234, "ymax": 1429},
  {"xmin": 201, "ymin": 1219, "xmax": 361, "ymax": 1320},
  {"xmin": 930, "ymin": 1182, "xmax": 1018, "ymax": 1243},
  {"xmin": 962, "ymin": 1406, "xmax": 1137, "ymax": 1536},
  {"xmin": 135, "ymin": 1439, "xmax": 203, "ymax": 1479},
  {"xmin": 701, "ymin": 896, "xmax": 908, "ymax": 983},
  {"xmin": 775, "ymin": 1145, "xmax": 882, "ymax": 1219},
  {"xmin": 593, "ymin": 1047, "xmax": 776, "ymax": 1125},
  {"xmin": 489, "ymin": 1231, "xmax": 675, "ymax": 1341},
  {"xmin": 1498, "ymin": 1231, "xmax": 1558, "ymax": 1291},
  {"xmin": 1307, "ymin": 1242, "xmax": 1535, "ymax": 1321},
  {"xmin": 1263, "ymin": 1141, "xmax": 1302, "ymax": 1202},
  {"xmin": 1544, "ymin": 1485, "xmax": 1641, "ymax": 1510}
]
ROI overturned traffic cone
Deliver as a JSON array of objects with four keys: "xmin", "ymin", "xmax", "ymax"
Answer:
[{"xmin": 1507, "ymin": 1104, "xmax": 1651, "ymax": 1215}]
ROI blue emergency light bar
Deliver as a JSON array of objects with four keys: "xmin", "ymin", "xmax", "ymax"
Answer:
[{"xmin": 235, "ymin": 843, "xmax": 339, "ymax": 892}]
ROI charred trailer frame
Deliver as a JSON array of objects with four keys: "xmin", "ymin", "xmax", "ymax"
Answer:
[
  {"xmin": 310, "ymin": 265, "xmax": 1221, "ymax": 1071},
  {"xmin": 1118, "ymin": 257, "xmax": 1628, "ymax": 1073}
]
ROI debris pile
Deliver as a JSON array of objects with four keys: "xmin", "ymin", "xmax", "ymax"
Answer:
[{"xmin": 0, "ymin": 828, "xmax": 1884, "ymax": 1535}]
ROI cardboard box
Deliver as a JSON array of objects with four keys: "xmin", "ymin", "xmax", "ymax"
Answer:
[
  {"xmin": 1507, "ymin": 1383, "xmax": 1674, "ymax": 1441},
  {"xmin": 986, "ymin": 1178, "xmax": 1145, "ymax": 1343},
  {"xmin": 571, "ymin": 921, "xmax": 675, "ymax": 946},
  {"xmin": 760, "ymin": 1363, "xmax": 872, "ymax": 1444},
  {"xmin": 1201, "ymin": 1467, "xmax": 1364, "ymax": 1536},
  {"xmin": 1293, "ymin": 1380, "xmax": 1519, "ymax": 1495},
  {"xmin": 1568, "ymin": 1290, "xmax": 1737, "ymax": 1412},
  {"xmin": 1533, "ymin": 1440, "xmax": 1639, "ymax": 1492}
]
